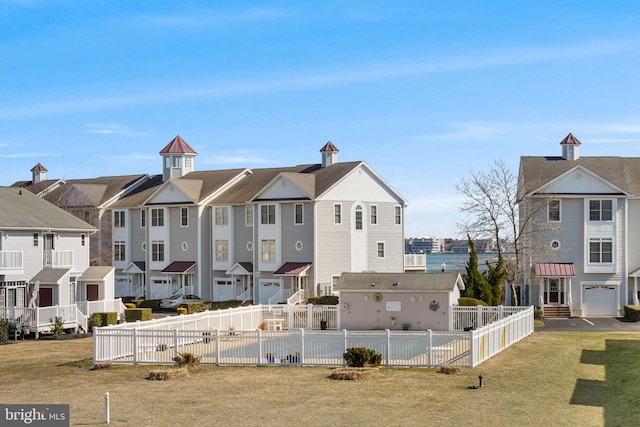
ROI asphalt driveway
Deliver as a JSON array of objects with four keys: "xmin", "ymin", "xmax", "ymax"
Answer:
[{"xmin": 536, "ymin": 317, "xmax": 640, "ymax": 332}]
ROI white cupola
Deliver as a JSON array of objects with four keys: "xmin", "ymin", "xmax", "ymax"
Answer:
[
  {"xmin": 560, "ymin": 133, "xmax": 581, "ymax": 161},
  {"xmin": 159, "ymin": 135, "xmax": 197, "ymax": 181},
  {"xmin": 320, "ymin": 141, "xmax": 339, "ymax": 168},
  {"xmin": 31, "ymin": 163, "xmax": 48, "ymax": 184}
]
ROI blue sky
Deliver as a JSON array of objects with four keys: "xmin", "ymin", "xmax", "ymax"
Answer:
[{"xmin": 2, "ymin": 1, "xmax": 640, "ymax": 238}]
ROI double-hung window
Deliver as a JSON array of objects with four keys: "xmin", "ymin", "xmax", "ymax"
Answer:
[
  {"xmin": 294, "ymin": 203, "xmax": 303, "ymax": 225},
  {"xmin": 151, "ymin": 208, "xmax": 164, "ymax": 227},
  {"xmin": 548, "ymin": 200, "xmax": 560, "ymax": 222},
  {"xmin": 589, "ymin": 200, "xmax": 613, "ymax": 221},
  {"xmin": 370, "ymin": 205, "xmax": 378, "ymax": 225},
  {"xmin": 215, "ymin": 207, "xmax": 228, "ymax": 226},
  {"xmin": 261, "ymin": 205, "xmax": 276, "ymax": 225},
  {"xmin": 261, "ymin": 239, "xmax": 276, "ymax": 262},
  {"xmin": 394, "ymin": 206, "xmax": 402, "ymax": 225},
  {"xmin": 114, "ymin": 210, "xmax": 125, "ymax": 228},
  {"xmin": 589, "ymin": 238, "xmax": 613, "ymax": 263},
  {"xmin": 181, "ymin": 207, "xmax": 189, "ymax": 227},
  {"xmin": 114, "ymin": 241, "xmax": 126, "ymax": 261},
  {"xmin": 334, "ymin": 204, "xmax": 342, "ymax": 224},
  {"xmin": 215, "ymin": 240, "xmax": 229, "ymax": 262},
  {"xmin": 152, "ymin": 240, "xmax": 165, "ymax": 262}
]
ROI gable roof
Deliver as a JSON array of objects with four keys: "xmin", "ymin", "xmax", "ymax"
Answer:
[
  {"xmin": 519, "ymin": 156, "xmax": 640, "ymax": 196},
  {"xmin": 31, "ymin": 162, "xmax": 48, "ymax": 172},
  {"xmin": 30, "ymin": 268, "xmax": 70, "ymax": 284},
  {"xmin": 0, "ymin": 187, "xmax": 96, "ymax": 232},
  {"xmin": 335, "ymin": 272, "xmax": 464, "ymax": 292},
  {"xmin": 79, "ymin": 266, "xmax": 115, "ymax": 281}
]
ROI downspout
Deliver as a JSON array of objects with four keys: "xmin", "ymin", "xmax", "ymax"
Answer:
[
  {"xmin": 624, "ymin": 198, "xmax": 629, "ymax": 312},
  {"xmin": 197, "ymin": 205, "xmax": 203, "ymax": 299},
  {"xmin": 312, "ymin": 200, "xmax": 318, "ymax": 298}
]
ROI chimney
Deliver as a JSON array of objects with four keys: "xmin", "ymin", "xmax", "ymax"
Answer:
[
  {"xmin": 320, "ymin": 141, "xmax": 339, "ymax": 168},
  {"xmin": 31, "ymin": 163, "xmax": 48, "ymax": 184},
  {"xmin": 560, "ymin": 133, "xmax": 581, "ymax": 161}
]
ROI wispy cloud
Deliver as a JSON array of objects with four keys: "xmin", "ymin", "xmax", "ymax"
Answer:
[
  {"xmin": 132, "ymin": 7, "xmax": 285, "ymax": 28},
  {"xmin": 87, "ymin": 124, "xmax": 147, "ymax": 136},
  {"xmin": 0, "ymin": 38, "xmax": 637, "ymax": 121},
  {"xmin": 0, "ymin": 152, "xmax": 59, "ymax": 159}
]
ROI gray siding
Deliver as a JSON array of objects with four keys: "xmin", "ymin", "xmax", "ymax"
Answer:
[
  {"xmin": 366, "ymin": 202, "xmax": 404, "ymax": 272},
  {"xmin": 232, "ymin": 205, "xmax": 254, "ymax": 263},
  {"xmin": 280, "ymin": 202, "xmax": 314, "ymax": 263},
  {"xmin": 315, "ymin": 201, "xmax": 352, "ymax": 287}
]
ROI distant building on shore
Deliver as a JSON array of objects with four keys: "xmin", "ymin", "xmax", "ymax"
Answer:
[{"xmin": 405, "ymin": 237, "xmax": 441, "ymax": 254}]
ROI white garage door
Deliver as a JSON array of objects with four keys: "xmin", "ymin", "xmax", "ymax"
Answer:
[{"xmin": 582, "ymin": 285, "xmax": 618, "ymax": 316}]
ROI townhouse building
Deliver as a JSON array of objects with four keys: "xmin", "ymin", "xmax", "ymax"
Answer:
[
  {"xmin": 95, "ymin": 136, "xmax": 408, "ymax": 304},
  {"xmin": 519, "ymin": 133, "xmax": 640, "ymax": 317},
  {"xmin": 0, "ymin": 187, "xmax": 97, "ymax": 309}
]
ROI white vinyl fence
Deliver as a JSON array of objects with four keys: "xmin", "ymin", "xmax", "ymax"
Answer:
[
  {"xmin": 450, "ymin": 305, "xmax": 526, "ymax": 330},
  {"xmin": 94, "ymin": 305, "xmax": 534, "ymax": 368}
]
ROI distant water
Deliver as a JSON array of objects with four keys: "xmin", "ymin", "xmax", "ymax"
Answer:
[{"xmin": 425, "ymin": 252, "xmax": 503, "ymax": 273}]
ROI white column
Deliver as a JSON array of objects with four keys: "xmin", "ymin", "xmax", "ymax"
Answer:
[
  {"xmin": 567, "ymin": 278, "xmax": 573, "ymax": 317},
  {"xmin": 634, "ymin": 277, "xmax": 639, "ymax": 306}
]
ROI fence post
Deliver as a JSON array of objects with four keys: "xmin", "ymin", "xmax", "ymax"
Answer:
[
  {"xmin": 173, "ymin": 328, "xmax": 179, "ymax": 360},
  {"xmin": 449, "ymin": 306, "xmax": 454, "ymax": 330},
  {"xmin": 477, "ymin": 305, "xmax": 483, "ymax": 328},
  {"xmin": 215, "ymin": 329, "xmax": 220, "ymax": 365},
  {"xmin": 300, "ymin": 328, "xmax": 305, "ymax": 365},
  {"xmin": 258, "ymin": 328, "xmax": 263, "ymax": 365},
  {"xmin": 427, "ymin": 329, "xmax": 433, "ymax": 367},
  {"xmin": 308, "ymin": 304, "xmax": 314, "ymax": 329},
  {"xmin": 385, "ymin": 329, "xmax": 391, "ymax": 366},
  {"xmin": 498, "ymin": 304, "xmax": 504, "ymax": 320},
  {"xmin": 133, "ymin": 328, "xmax": 138, "ymax": 365},
  {"xmin": 469, "ymin": 329, "xmax": 475, "ymax": 367},
  {"xmin": 343, "ymin": 329, "xmax": 348, "ymax": 366}
]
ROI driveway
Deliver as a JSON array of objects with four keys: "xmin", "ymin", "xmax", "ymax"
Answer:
[{"xmin": 536, "ymin": 317, "xmax": 640, "ymax": 332}]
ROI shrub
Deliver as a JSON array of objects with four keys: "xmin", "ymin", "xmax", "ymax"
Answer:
[
  {"xmin": 49, "ymin": 316, "xmax": 65, "ymax": 338},
  {"xmin": 88, "ymin": 313, "xmax": 103, "ymax": 330},
  {"xmin": 0, "ymin": 318, "xmax": 9, "ymax": 342},
  {"xmin": 124, "ymin": 303, "xmax": 137, "ymax": 309},
  {"xmin": 124, "ymin": 308, "xmax": 152, "ymax": 323},
  {"xmin": 534, "ymin": 308, "xmax": 544, "ymax": 320},
  {"xmin": 623, "ymin": 305, "xmax": 640, "ymax": 322},
  {"xmin": 458, "ymin": 297, "xmax": 488, "ymax": 306},
  {"xmin": 438, "ymin": 365, "xmax": 462, "ymax": 375},
  {"xmin": 329, "ymin": 367, "xmax": 379, "ymax": 381},
  {"xmin": 147, "ymin": 368, "xmax": 189, "ymax": 380},
  {"xmin": 173, "ymin": 352, "xmax": 201, "ymax": 370},
  {"xmin": 176, "ymin": 307, "xmax": 187, "ymax": 315},
  {"xmin": 343, "ymin": 347, "xmax": 382, "ymax": 367},
  {"xmin": 307, "ymin": 295, "xmax": 339, "ymax": 305}
]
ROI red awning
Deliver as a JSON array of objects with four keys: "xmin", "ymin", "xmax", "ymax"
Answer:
[
  {"xmin": 162, "ymin": 261, "xmax": 196, "ymax": 273},
  {"xmin": 534, "ymin": 263, "xmax": 575, "ymax": 277},
  {"xmin": 274, "ymin": 262, "xmax": 312, "ymax": 276}
]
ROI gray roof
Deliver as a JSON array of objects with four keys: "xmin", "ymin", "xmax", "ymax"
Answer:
[
  {"xmin": 79, "ymin": 266, "xmax": 115, "ymax": 281},
  {"xmin": 30, "ymin": 268, "xmax": 70, "ymax": 284},
  {"xmin": 519, "ymin": 156, "xmax": 640, "ymax": 196},
  {"xmin": 0, "ymin": 187, "xmax": 96, "ymax": 231},
  {"xmin": 335, "ymin": 272, "xmax": 464, "ymax": 292}
]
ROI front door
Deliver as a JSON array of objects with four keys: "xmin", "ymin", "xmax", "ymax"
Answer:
[
  {"xmin": 86, "ymin": 284, "xmax": 99, "ymax": 301},
  {"xmin": 545, "ymin": 278, "xmax": 564, "ymax": 305},
  {"xmin": 39, "ymin": 287, "xmax": 53, "ymax": 307}
]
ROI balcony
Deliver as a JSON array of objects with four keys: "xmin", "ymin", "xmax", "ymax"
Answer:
[
  {"xmin": 404, "ymin": 253, "xmax": 426, "ymax": 272},
  {"xmin": 50, "ymin": 250, "xmax": 74, "ymax": 269},
  {"xmin": 0, "ymin": 251, "xmax": 24, "ymax": 274}
]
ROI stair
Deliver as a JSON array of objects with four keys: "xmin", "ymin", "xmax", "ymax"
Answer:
[{"xmin": 543, "ymin": 305, "xmax": 571, "ymax": 318}]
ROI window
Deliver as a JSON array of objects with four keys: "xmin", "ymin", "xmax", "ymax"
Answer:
[
  {"xmin": 114, "ymin": 210, "xmax": 125, "ymax": 228},
  {"xmin": 181, "ymin": 207, "xmax": 189, "ymax": 227},
  {"xmin": 261, "ymin": 205, "xmax": 276, "ymax": 224},
  {"xmin": 151, "ymin": 208, "xmax": 164, "ymax": 227},
  {"xmin": 377, "ymin": 242, "xmax": 385, "ymax": 258},
  {"xmin": 215, "ymin": 240, "xmax": 229, "ymax": 262},
  {"xmin": 33, "ymin": 233, "xmax": 39, "ymax": 247},
  {"xmin": 355, "ymin": 205, "xmax": 363, "ymax": 230},
  {"xmin": 114, "ymin": 241, "xmax": 126, "ymax": 261},
  {"xmin": 172, "ymin": 156, "xmax": 181, "ymax": 167},
  {"xmin": 370, "ymin": 205, "xmax": 378, "ymax": 225},
  {"xmin": 334, "ymin": 204, "xmax": 342, "ymax": 224},
  {"xmin": 185, "ymin": 157, "xmax": 192, "ymax": 168},
  {"xmin": 294, "ymin": 203, "xmax": 303, "ymax": 225},
  {"xmin": 589, "ymin": 200, "xmax": 613, "ymax": 221},
  {"xmin": 245, "ymin": 206, "xmax": 253, "ymax": 226},
  {"xmin": 165, "ymin": 157, "xmax": 171, "ymax": 168},
  {"xmin": 548, "ymin": 199, "xmax": 560, "ymax": 222},
  {"xmin": 151, "ymin": 240, "xmax": 165, "ymax": 262},
  {"xmin": 395, "ymin": 206, "xmax": 402, "ymax": 225},
  {"xmin": 261, "ymin": 239, "xmax": 276, "ymax": 262},
  {"xmin": 141, "ymin": 210, "xmax": 145, "ymax": 228},
  {"xmin": 215, "ymin": 207, "xmax": 228, "ymax": 225},
  {"xmin": 589, "ymin": 238, "xmax": 613, "ymax": 263},
  {"xmin": 81, "ymin": 234, "xmax": 86, "ymax": 247}
]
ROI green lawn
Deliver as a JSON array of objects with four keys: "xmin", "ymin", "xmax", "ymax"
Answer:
[{"xmin": 0, "ymin": 332, "xmax": 638, "ymax": 426}]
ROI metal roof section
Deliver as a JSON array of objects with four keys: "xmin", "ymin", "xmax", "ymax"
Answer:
[
  {"xmin": 534, "ymin": 263, "xmax": 576, "ymax": 277},
  {"xmin": 161, "ymin": 261, "xmax": 196, "ymax": 273},
  {"xmin": 159, "ymin": 135, "xmax": 197, "ymax": 154},
  {"xmin": 274, "ymin": 262, "xmax": 312, "ymax": 276}
]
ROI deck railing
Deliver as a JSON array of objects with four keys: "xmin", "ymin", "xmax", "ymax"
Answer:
[
  {"xmin": 450, "ymin": 305, "xmax": 529, "ymax": 330},
  {"xmin": 0, "ymin": 250, "xmax": 23, "ymax": 271}
]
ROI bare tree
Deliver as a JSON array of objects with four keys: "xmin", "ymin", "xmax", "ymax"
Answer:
[{"xmin": 457, "ymin": 159, "xmax": 556, "ymax": 305}]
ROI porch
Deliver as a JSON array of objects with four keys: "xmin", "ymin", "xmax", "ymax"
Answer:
[{"xmin": 535, "ymin": 263, "xmax": 575, "ymax": 318}]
